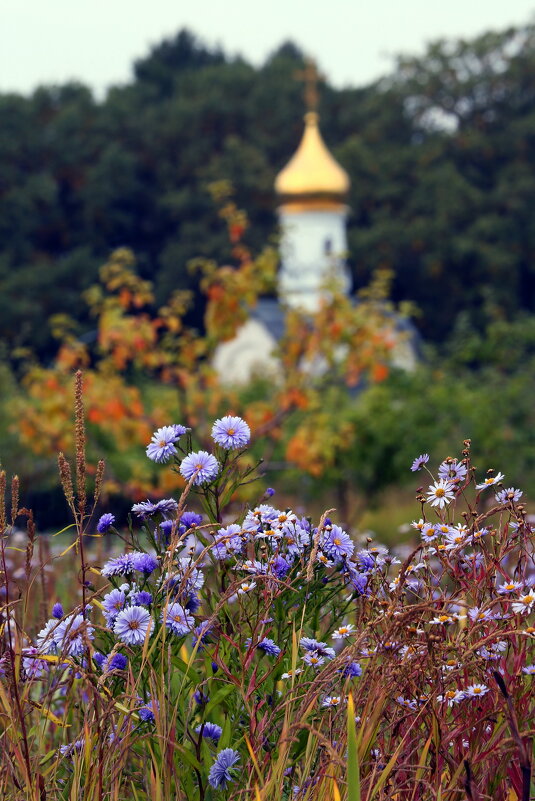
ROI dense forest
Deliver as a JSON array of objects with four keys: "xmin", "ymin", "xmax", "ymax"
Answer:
[{"xmin": 0, "ymin": 23, "xmax": 534, "ymax": 360}]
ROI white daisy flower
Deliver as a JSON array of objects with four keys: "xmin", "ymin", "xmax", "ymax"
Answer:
[
  {"xmin": 332, "ymin": 624, "xmax": 355, "ymax": 640},
  {"xmin": 475, "ymin": 472, "xmax": 505, "ymax": 489},
  {"xmin": 512, "ymin": 591, "xmax": 535, "ymax": 615},
  {"xmin": 426, "ymin": 480, "xmax": 456, "ymax": 509},
  {"xmin": 464, "ymin": 683, "xmax": 489, "ymax": 698}
]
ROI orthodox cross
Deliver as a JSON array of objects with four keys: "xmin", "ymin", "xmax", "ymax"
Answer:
[{"xmin": 294, "ymin": 58, "xmax": 324, "ymax": 112}]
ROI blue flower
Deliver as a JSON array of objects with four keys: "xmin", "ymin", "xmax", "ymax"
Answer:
[
  {"xmin": 52, "ymin": 602, "xmax": 64, "ymax": 619},
  {"xmin": 495, "ymin": 487, "xmax": 523, "ymax": 504},
  {"xmin": 438, "ymin": 458, "xmax": 467, "ymax": 484},
  {"xmin": 213, "ymin": 524, "xmax": 243, "ymax": 560},
  {"xmin": 133, "ymin": 590, "xmax": 153, "ymax": 606},
  {"xmin": 211, "ymin": 416, "xmax": 251, "ymax": 450},
  {"xmin": 257, "ymin": 637, "xmax": 281, "ymax": 657},
  {"xmin": 195, "ymin": 721, "xmax": 222, "ymax": 742},
  {"xmin": 131, "ymin": 498, "xmax": 178, "ymax": 519},
  {"xmin": 410, "ymin": 454, "xmax": 429, "ymax": 472},
  {"xmin": 270, "ymin": 554, "xmax": 290, "ymax": 579},
  {"xmin": 193, "ymin": 689, "xmax": 209, "ymax": 705},
  {"xmin": 113, "ymin": 606, "xmax": 153, "ymax": 646},
  {"xmin": 161, "ymin": 602, "xmax": 194, "ymax": 637},
  {"xmin": 192, "ymin": 623, "xmax": 212, "ymax": 648},
  {"xmin": 146, "ymin": 425, "xmax": 184, "ymax": 464},
  {"xmin": 299, "ymin": 637, "xmax": 335, "ymax": 659},
  {"xmin": 180, "ymin": 511, "xmax": 203, "ymax": 530},
  {"xmin": 138, "ymin": 696, "xmax": 159, "ymax": 723},
  {"xmin": 103, "ymin": 589, "xmax": 126, "ymax": 623},
  {"xmin": 54, "ymin": 614, "xmax": 94, "ymax": 657},
  {"xmin": 180, "ymin": 451, "xmax": 220, "ymax": 485},
  {"xmin": 266, "ymin": 487, "xmax": 275, "ymax": 497},
  {"xmin": 208, "ymin": 748, "xmax": 240, "ymax": 789},
  {"xmin": 59, "ymin": 738, "xmax": 85, "ymax": 758},
  {"xmin": 93, "ymin": 651, "xmax": 106, "ymax": 669},
  {"xmin": 101, "ymin": 554, "xmax": 137, "ymax": 577},
  {"xmin": 322, "ymin": 525, "xmax": 354, "ymax": 561},
  {"xmin": 97, "ymin": 513, "xmax": 115, "ymax": 533},
  {"xmin": 341, "ymin": 661, "xmax": 362, "ymax": 678},
  {"xmin": 131, "ymin": 552, "xmax": 158, "ymax": 576},
  {"xmin": 104, "ymin": 653, "xmax": 128, "ymax": 672}
]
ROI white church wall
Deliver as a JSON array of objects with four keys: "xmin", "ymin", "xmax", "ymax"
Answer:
[
  {"xmin": 278, "ymin": 207, "xmax": 351, "ymax": 311},
  {"xmin": 212, "ymin": 318, "xmax": 280, "ymax": 385}
]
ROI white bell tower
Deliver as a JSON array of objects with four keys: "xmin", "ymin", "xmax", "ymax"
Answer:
[{"xmin": 274, "ymin": 62, "xmax": 351, "ymax": 312}]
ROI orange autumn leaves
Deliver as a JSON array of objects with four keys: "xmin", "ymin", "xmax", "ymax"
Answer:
[{"xmin": 13, "ymin": 188, "xmax": 404, "ymax": 496}]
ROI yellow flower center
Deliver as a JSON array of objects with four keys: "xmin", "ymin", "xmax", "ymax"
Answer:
[
  {"xmin": 227, "ymin": 428, "xmax": 235, "ymax": 435},
  {"xmin": 435, "ymin": 488, "xmax": 445, "ymax": 497}
]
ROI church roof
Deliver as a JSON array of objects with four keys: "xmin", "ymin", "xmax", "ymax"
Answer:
[{"xmin": 274, "ymin": 112, "xmax": 350, "ymax": 201}]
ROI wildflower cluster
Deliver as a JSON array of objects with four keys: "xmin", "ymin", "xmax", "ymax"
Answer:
[{"xmin": 2, "ymin": 426, "xmax": 535, "ymax": 801}]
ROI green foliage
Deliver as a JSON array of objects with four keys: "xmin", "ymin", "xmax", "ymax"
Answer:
[{"xmin": 0, "ymin": 23, "xmax": 534, "ymax": 359}]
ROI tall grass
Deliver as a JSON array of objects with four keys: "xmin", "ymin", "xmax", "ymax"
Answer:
[{"xmin": 0, "ymin": 374, "xmax": 533, "ymax": 800}]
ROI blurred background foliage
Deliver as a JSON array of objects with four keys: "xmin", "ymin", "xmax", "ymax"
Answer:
[{"xmin": 1, "ymin": 21, "xmax": 535, "ymax": 530}]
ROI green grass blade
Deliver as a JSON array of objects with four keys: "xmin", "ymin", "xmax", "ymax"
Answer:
[{"xmin": 347, "ymin": 693, "xmax": 361, "ymax": 801}]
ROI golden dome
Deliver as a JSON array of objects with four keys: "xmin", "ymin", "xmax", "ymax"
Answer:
[{"xmin": 275, "ymin": 112, "xmax": 350, "ymax": 204}]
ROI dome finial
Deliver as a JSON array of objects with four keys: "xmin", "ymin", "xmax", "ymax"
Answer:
[{"xmin": 294, "ymin": 57, "xmax": 324, "ymax": 113}]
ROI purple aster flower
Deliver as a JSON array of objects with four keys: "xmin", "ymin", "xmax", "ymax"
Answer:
[
  {"xmin": 438, "ymin": 458, "xmax": 468, "ymax": 484},
  {"xmin": 211, "ymin": 415, "xmax": 251, "ymax": 450},
  {"xmin": 103, "ymin": 589, "xmax": 126, "ymax": 623},
  {"xmin": 59, "ymin": 738, "xmax": 85, "ymax": 758},
  {"xmin": 180, "ymin": 451, "xmax": 220, "ymax": 486},
  {"xmin": 192, "ymin": 623, "xmax": 212, "ymax": 648},
  {"xmin": 138, "ymin": 697, "xmax": 159, "ymax": 723},
  {"xmin": 146, "ymin": 425, "xmax": 182, "ymax": 463},
  {"xmin": 257, "ymin": 637, "xmax": 281, "ymax": 657},
  {"xmin": 341, "ymin": 661, "xmax": 363, "ymax": 678},
  {"xmin": 113, "ymin": 606, "xmax": 153, "ymax": 646},
  {"xmin": 133, "ymin": 590, "xmax": 153, "ymax": 606},
  {"xmin": 410, "ymin": 453, "xmax": 429, "ymax": 472},
  {"xmin": 97, "ymin": 513, "xmax": 115, "ymax": 533},
  {"xmin": 131, "ymin": 552, "xmax": 158, "ymax": 576},
  {"xmin": 208, "ymin": 748, "xmax": 240, "ymax": 789},
  {"xmin": 302, "ymin": 651, "xmax": 325, "ymax": 668},
  {"xmin": 55, "ymin": 613, "xmax": 94, "ymax": 657},
  {"xmin": 355, "ymin": 550, "xmax": 376, "ymax": 572},
  {"xmin": 213, "ymin": 524, "xmax": 243, "ymax": 560},
  {"xmin": 93, "ymin": 651, "xmax": 106, "ymax": 669},
  {"xmin": 344, "ymin": 566, "xmax": 369, "ymax": 596},
  {"xmin": 104, "ymin": 653, "xmax": 128, "ymax": 672},
  {"xmin": 131, "ymin": 498, "xmax": 178, "ymax": 520},
  {"xmin": 22, "ymin": 647, "xmax": 49, "ymax": 679},
  {"xmin": 101, "ymin": 553, "xmax": 137, "ymax": 577},
  {"xmin": 180, "ymin": 511, "xmax": 203, "ymax": 530},
  {"xmin": 266, "ymin": 487, "xmax": 275, "ymax": 497},
  {"xmin": 299, "ymin": 638, "xmax": 335, "ymax": 659},
  {"xmin": 52, "ymin": 602, "xmax": 64, "ymax": 620},
  {"xmin": 195, "ymin": 722, "xmax": 223, "ymax": 742},
  {"xmin": 270, "ymin": 554, "xmax": 291, "ymax": 579},
  {"xmin": 322, "ymin": 525, "xmax": 354, "ymax": 561},
  {"xmin": 161, "ymin": 602, "xmax": 194, "ymax": 636},
  {"xmin": 194, "ymin": 689, "xmax": 209, "ymax": 705},
  {"xmin": 495, "ymin": 487, "xmax": 523, "ymax": 504}
]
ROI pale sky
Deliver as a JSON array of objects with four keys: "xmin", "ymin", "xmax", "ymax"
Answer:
[{"xmin": 1, "ymin": 0, "xmax": 534, "ymax": 96}]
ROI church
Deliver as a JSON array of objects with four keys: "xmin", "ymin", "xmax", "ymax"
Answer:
[{"xmin": 213, "ymin": 63, "xmax": 416, "ymax": 383}]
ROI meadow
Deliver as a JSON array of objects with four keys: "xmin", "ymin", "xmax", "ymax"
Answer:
[{"xmin": 1, "ymin": 371, "xmax": 534, "ymax": 801}]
